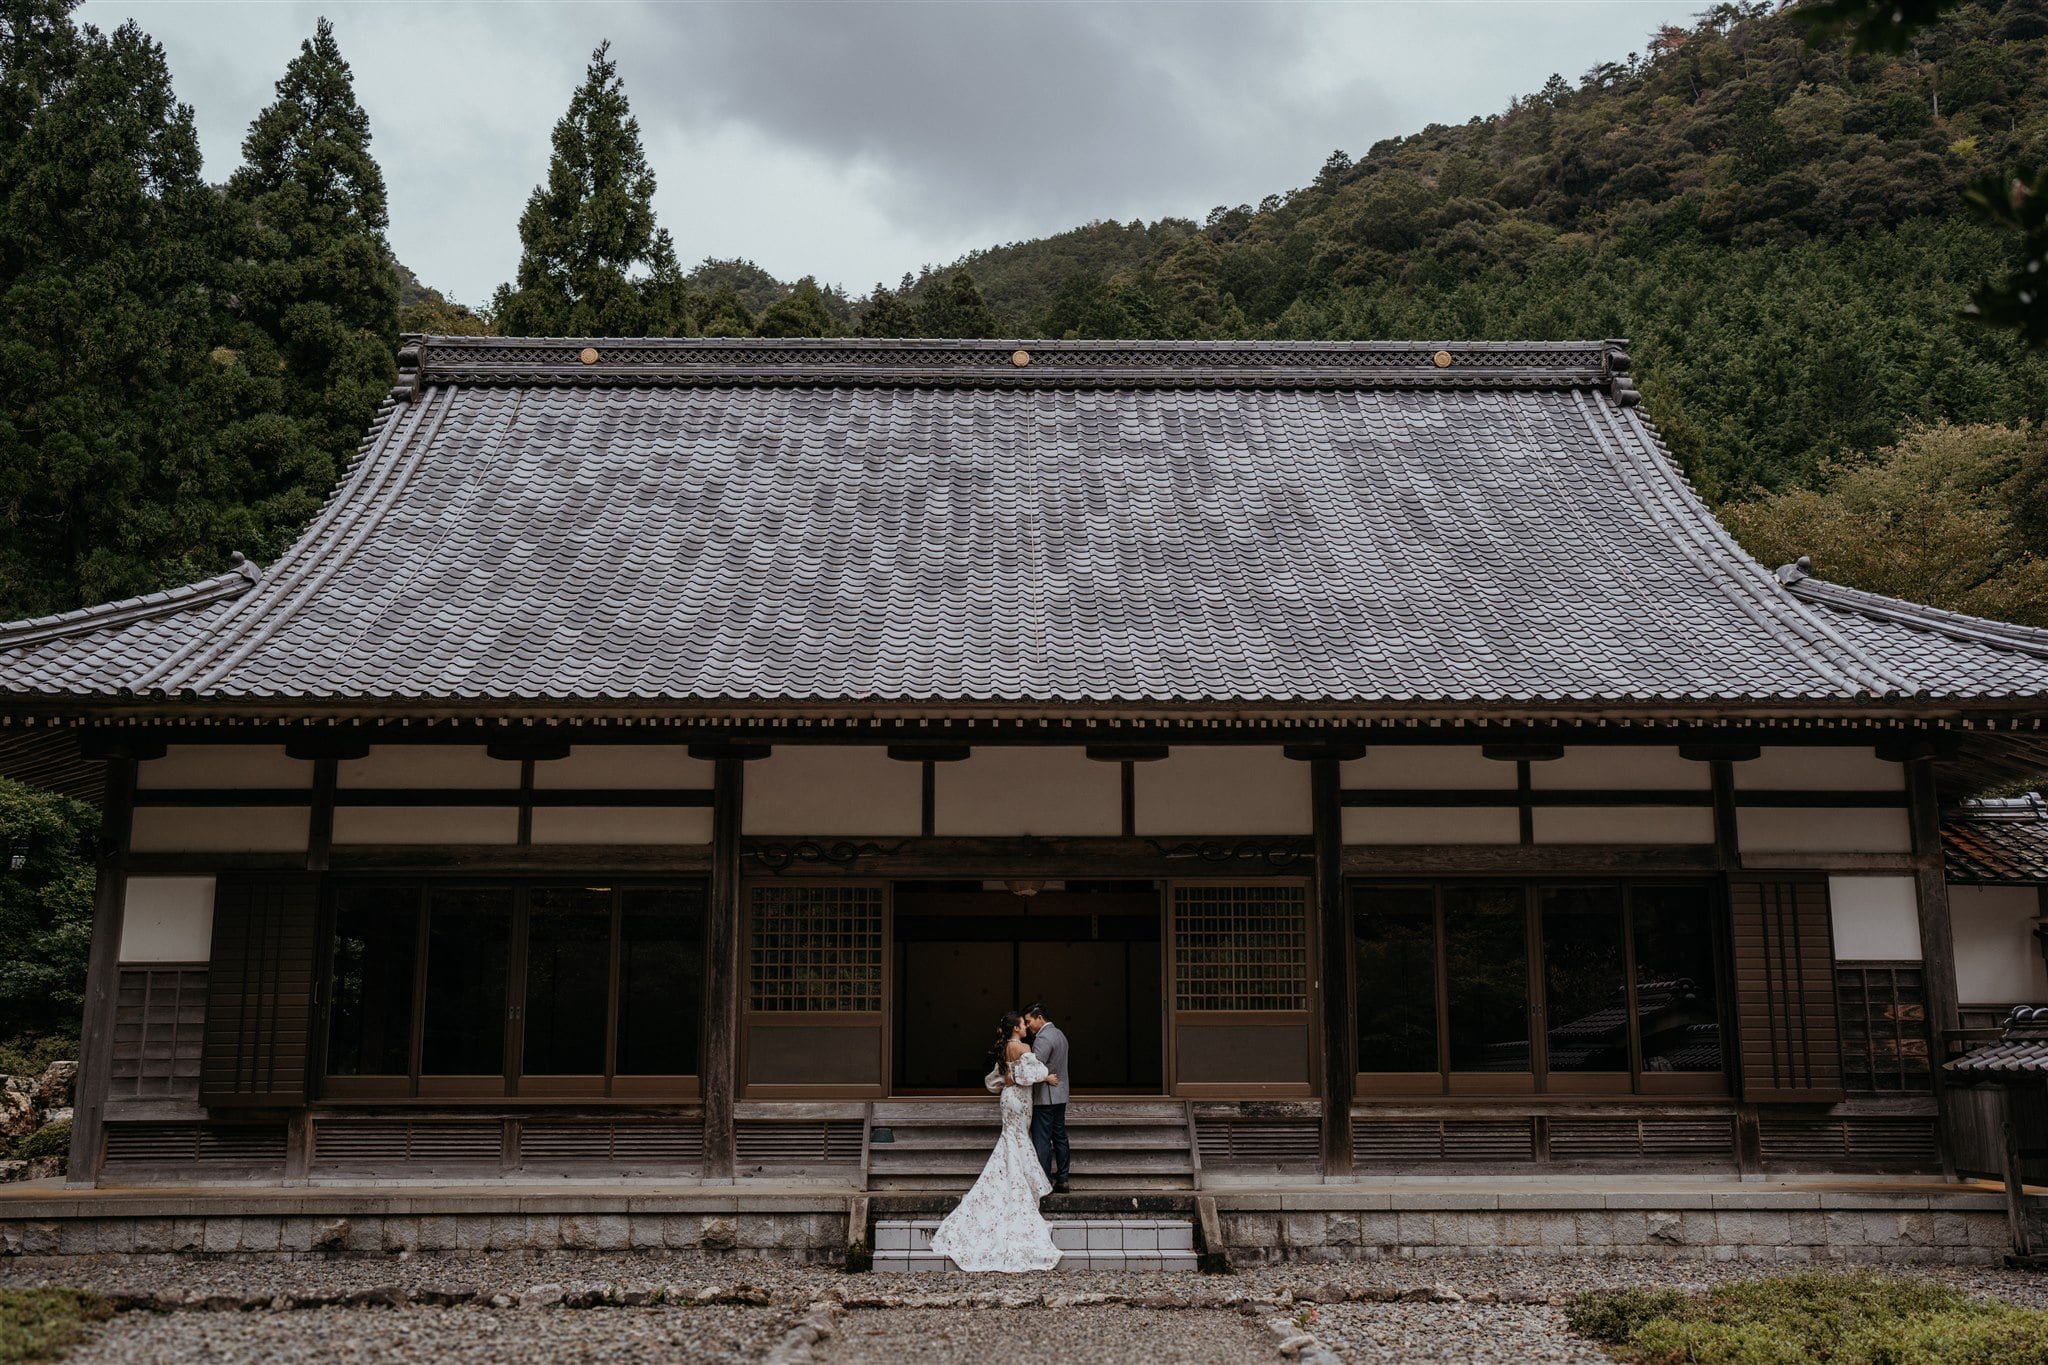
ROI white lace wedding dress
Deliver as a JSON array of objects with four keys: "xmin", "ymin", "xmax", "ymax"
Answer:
[{"xmin": 928, "ymin": 1050, "xmax": 1062, "ymax": 1272}]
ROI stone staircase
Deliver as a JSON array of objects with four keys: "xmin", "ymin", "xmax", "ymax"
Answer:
[
  {"xmin": 863, "ymin": 1100, "xmax": 1199, "ymax": 1190},
  {"xmin": 873, "ymin": 1217, "xmax": 1198, "ymax": 1272}
]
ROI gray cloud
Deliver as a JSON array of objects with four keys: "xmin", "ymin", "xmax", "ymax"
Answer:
[{"xmin": 83, "ymin": 1, "xmax": 1700, "ymax": 305}]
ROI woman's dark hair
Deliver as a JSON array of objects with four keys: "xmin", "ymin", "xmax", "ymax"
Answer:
[{"xmin": 988, "ymin": 1011, "xmax": 1023, "ymax": 1077}]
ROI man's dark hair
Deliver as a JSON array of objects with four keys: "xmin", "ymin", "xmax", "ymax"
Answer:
[{"xmin": 1025, "ymin": 1003, "xmax": 1048, "ymax": 1019}]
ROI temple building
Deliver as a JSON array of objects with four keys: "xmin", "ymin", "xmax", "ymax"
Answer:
[{"xmin": 2, "ymin": 336, "xmax": 2045, "ymax": 1198}]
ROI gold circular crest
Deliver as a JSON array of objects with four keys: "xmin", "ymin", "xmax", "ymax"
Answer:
[
  {"xmin": 1011, "ymin": 349, "xmax": 1032, "ymax": 367},
  {"xmin": 1432, "ymin": 350, "xmax": 1453, "ymax": 369},
  {"xmin": 578, "ymin": 346, "xmax": 600, "ymax": 365}
]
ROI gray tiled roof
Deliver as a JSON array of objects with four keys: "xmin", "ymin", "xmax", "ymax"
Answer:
[
  {"xmin": 1945, "ymin": 1005, "xmax": 2048, "ymax": 1076},
  {"xmin": 1943, "ymin": 796, "xmax": 2048, "ymax": 883},
  {"xmin": 3, "ymin": 337, "xmax": 2048, "ymax": 717}
]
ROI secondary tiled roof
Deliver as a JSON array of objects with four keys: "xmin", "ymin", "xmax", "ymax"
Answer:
[
  {"xmin": 1945, "ymin": 1005, "xmax": 2048, "ymax": 1077},
  {"xmin": 1943, "ymin": 795, "xmax": 2048, "ymax": 882},
  {"xmin": 3, "ymin": 336, "xmax": 2048, "ymax": 719}
]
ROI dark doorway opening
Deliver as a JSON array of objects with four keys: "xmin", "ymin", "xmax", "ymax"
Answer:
[{"xmin": 893, "ymin": 881, "xmax": 1164, "ymax": 1093}]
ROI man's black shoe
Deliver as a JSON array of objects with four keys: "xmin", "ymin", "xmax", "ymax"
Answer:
[{"xmin": 1053, "ymin": 1182, "xmax": 1071, "ymax": 1194}]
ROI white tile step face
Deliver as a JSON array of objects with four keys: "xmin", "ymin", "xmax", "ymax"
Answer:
[{"xmin": 872, "ymin": 1218, "xmax": 1197, "ymax": 1272}]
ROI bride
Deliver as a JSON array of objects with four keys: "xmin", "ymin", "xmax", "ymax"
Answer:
[{"xmin": 928, "ymin": 1012, "xmax": 1063, "ymax": 1272}]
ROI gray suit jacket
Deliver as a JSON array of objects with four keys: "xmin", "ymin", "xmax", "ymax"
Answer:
[{"xmin": 1030, "ymin": 1022, "xmax": 1070, "ymax": 1106}]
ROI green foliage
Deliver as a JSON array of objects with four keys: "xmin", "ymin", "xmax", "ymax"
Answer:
[
  {"xmin": 1567, "ymin": 1271, "xmax": 2048, "ymax": 1363},
  {"xmin": 0, "ymin": 1034, "xmax": 75, "ymax": 1078},
  {"xmin": 0, "ymin": 779, "xmax": 96, "ymax": 1044},
  {"xmin": 856, "ymin": 279, "xmax": 920, "ymax": 338},
  {"xmin": 1966, "ymin": 165, "xmax": 2048, "ymax": 346},
  {"xmin": 19, "ymin": 1122, "xmax": 67, "ymax": 1160},
  {"xmin": 914, "ymin": 269, "xmax": 999, "ymax": 339},
  {"xmin": 1722, "ymin": 422, "xmax": 2048, "ymax": 624},
  {"xmin": 0, "ymin": 1289, "xmax": 110, "ymax": 1364},
  {"xmin": 0, "ymin": 1, "xmax": 237, "ymax": 616},
  {"xmin": 220, "ymin": 17, "xmax": 399, "ymax": 546},
  {"xmin": 755, "ymin": 276, "xmax": 846, "ymax": 338},
  {"xmin": 1792, "ymin": 0, "xmax": 1964, "ymax": 55},
  {"xmin": 490, "ymin": 43, "xmax": 687, "ymax": 337}
]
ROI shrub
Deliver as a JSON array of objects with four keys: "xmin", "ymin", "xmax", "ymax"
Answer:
[
  {"xmin": 19, "ymin": 1124, "xmax": 68, "ymax": 1162},
  {"xmin": 1567, "ymin": 1272, "xmax": 2048, "ymax": 1364},
  {"xmin": 0, "ymin": 1288, "xmax": 111, "ymax": 1364},
  {"xmin": 0, "ymin": 1036, "xmax": 76, "ymax": 1080}
]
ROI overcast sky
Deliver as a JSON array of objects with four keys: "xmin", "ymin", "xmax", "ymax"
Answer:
[{"xmin": 81, "ymin": 1, "xmax": 1703, "ymax": 307}]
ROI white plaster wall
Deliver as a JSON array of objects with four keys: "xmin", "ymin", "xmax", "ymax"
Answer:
[
  {"xmin": 1828, "ymin": 876, "xmax": 1922, "ymax": 960},
  {"xmin": 118, "ymin": 877, "xmax": 215, "ymax": 962},
  {"xmin": 135, "ymin": 745, "xmax": 312, "ymax": 790},
  {"xmin": 1133, "ymin": 747, "xmax": 1311, "ymax": 835},
  {"xmin": 1341, "ymin": 807, "xmax": 1521, "ymax": 845},
  {"xmin": 1531, "ymin": 747, "xmax": 1710, "ymax": 791},
  {"xmin": 1736, "ymin": 747, "xmax": 1904, "ymax": 791},
  {"xmin": 337, "ymin": 745, "xmax": 520, "ymax": 789},
  {"xmin": 330, "ymin": 807, "xmax": 518, "ymax": 845},
  {"xmin": 529, "ymin": 807, "xmax": 713, "ymax": 844},
  {"xmin": 129, "ymin": 806, "xmax": 309, "ymax": 853},
  {"xmin": 1735, "ymin": 807, "xmax": 1913, "ymax": 855},
  {"xmin": 744, "ymin": 747, "xmax": 921, "ymax": 836},
  {"xmin": 533, "ymin": 746, "xmax": 714, "ymax": 790},
  {"xmin": 1950, "ymin": 884, "xmax": 2048, "ymax": 1003},
  {"xmin": 934, "ymin": 749, "xmax": 1120, "ymax": 837},
  {"xmin": 1340, "ymin": 746, "xmax": 1515, "ymax": 790},
  {"xmin": 1530, "ymin": 807, "xmax": 1714, "ymax": 844}
]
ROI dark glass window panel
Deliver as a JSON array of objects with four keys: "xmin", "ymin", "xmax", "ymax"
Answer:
[
  {"xmin": 1631, "ymin": 885, "xmax": 1724, "ymax": 1074},
  {"xmin": 522, "ymin": 888, "xmax": 613, "ymax": 1076},
  {"xmin": 1443, "ymin": 885, "xmax": 1530, "ymax": 1073},
  {"xmin": 326, "ymin": 886, "xmax": 418, "ymax": 1076},
  {"xmin": 421, "ymin": 888, "xmax": 512, "ymax": 1075},
  {"xmin": 1352, "ymin": 887, "xmax": 1439, "ymax": 1072},
  {"xmin": 1539, "ymin": 886, "xmax": 1630, "ymax": 1074},
  {"xmin": 617, "ymin": 887, "xmax": 706, "ymax": 1075}
]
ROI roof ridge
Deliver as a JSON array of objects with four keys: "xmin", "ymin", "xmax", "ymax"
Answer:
[
  {"xmin": 1574, "ymin": 394, "xmax": 1912, "ymax": 699},
  {"xmin": 409, "ymin": 336, "xmax": 1640, "ymax": 398},
  {"xmin": 0, "ymin": 561, "xmax": 258, "ymax": 652},
  {"xmin": 1780, "ymin": 562, "xmax": 2048, "ymax": 662}
]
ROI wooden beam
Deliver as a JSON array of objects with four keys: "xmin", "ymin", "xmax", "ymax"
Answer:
[
  {"xmin": 67, "ymin": 756, "xmax": 136, "ymax": 1187},
  {"xmin": 1312, "ymin": 758, "xmax": 1353, "ymax": 1176},
  {"xmin": 1341, "ymin": 844, "xmax": 1721, "ymax": 875},
  {"xmin": 702, "ymin": 757, "xmax": 743, "ymax": 1182},
  {"xmin": 741, "ymin": 835, "xmax": 1313, "ymax": 879}
]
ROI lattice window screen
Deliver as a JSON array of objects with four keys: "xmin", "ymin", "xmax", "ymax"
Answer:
[
  {"xmin": 1172, "ymin": 883, "xmax": 1310, "ymax": 1011},
  {"xmin": 112, "ymin": 967, "xmax": 207, "ymax": 1099},
  {"xmin": 1837, "ymin": 964, "xmax": 1932, "ymax": 1093},
  {"xmin": 748, "ymin": 885, "xmax": 884, "ymax": 1012}
]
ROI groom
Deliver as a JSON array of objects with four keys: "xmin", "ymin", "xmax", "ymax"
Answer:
[{"xmin": 1023, "ymin": 1003, "xmax": 1070, "ymax": 1194}]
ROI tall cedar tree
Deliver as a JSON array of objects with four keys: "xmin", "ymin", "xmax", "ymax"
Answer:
[
  {"xmin": 223, "ymin": 17, "xmax": 399, "ymax": 542},
  {"xmin": 0, "ymin": 0, "xmax": 229, "ymax": 616},
  {"xmin": 915, "ymin": 269, "xmax": 999, "ymax": 339},
  {"xmin": 492, "ymin": 43, "xmax": 687, "ymax": 336},
  {"xmin": 755, "ymin": 277, "xmax": 843, "ymax": 337},
  {"xmin": 857, "ymin": 279, "xmax": 920, "ymax": 338}
]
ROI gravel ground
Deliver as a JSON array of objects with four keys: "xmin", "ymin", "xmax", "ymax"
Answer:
[
  {"xmin": 830, "ymin": 1305, "xmax": 1274, "ymax": 1364},
  {"xmin": 63, "ymin": 1304, "xmax": 796, "ymax": 1364},
  {"xmin": 3, "ymin": 1252, "xmax": 2043, "ymax": 1364}
]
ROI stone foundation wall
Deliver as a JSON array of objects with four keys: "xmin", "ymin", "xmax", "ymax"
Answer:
[
  {"xmin": 1, "ymin": 1212, "xmax": 847, "ymax": 1262},
  {"xmin": 1219, "ymin": 1206, "xmax": 2011, "ymax": 1265}
]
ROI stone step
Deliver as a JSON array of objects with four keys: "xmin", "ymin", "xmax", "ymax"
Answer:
[
  {"xmin": 868, "ymin": 1127, "xmax": 1190, "ymax": 1150},
  {"xmin": 867, "ymin": 1154, "xmax": 1196, "ymax": 1178},
  {"xmin": 872, "ymin": 1217, "xmax": 1198, "ymax": 1272}
]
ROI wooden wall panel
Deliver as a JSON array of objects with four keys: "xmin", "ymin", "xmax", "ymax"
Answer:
[
  {"xmin": 1729, "ymin": 879, "xmax": 1845, "ymax": 1102},
  {"xmin": 199, "ymin": 874, "xmax": 321, "ymax": 1107}
]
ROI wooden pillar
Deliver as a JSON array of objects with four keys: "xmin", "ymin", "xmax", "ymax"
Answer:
[
  {"xmin": 66, "ymin": 756, "xmax": 136, "ymax": 1188},
  {"xmin": 702, "ymin": 756, "xmax": 743, "ymax": 1182},
  {"xmin": 1312, "ymin": 757, "xmax": 1353, "ymax": 1177},
  {"xmin": 1907, "ymin": 756, "xmax": 1962, "ymax": 1180}
]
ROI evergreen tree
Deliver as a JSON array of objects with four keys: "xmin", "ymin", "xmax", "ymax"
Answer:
[
  {"xmin": 755, "ymin": 276, "xmax": 843, "ymax": 338},
  {"xmin": 857, "ymin": 278, "xmax": 921, "ymax": 338},
  {"xmin": 694, "ymin": 284, "xmax": 755, "ymax": 337},
  {"xmin": 915, "ymin": 269, "xmax": 999, "ymax": 339},
  {"xmin": 222, "ymin": 16, "xmax": 399, "ymax": 537},
  {"xmin": 0, "ymin": 0, "xmax": 230, "ymax": 614},
  {"xmin": 491, "ymin": 43, "xmax": 684, "ymax": 336}
]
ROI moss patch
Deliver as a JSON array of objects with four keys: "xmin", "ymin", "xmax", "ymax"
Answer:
[
  {"xmin": 0, "ymin": 1290, "xmax": 112, "ymax": 1364},
  {"xmin": 1567, "ymin": 1272, "xmax": 2048, "ymax": 1364}
]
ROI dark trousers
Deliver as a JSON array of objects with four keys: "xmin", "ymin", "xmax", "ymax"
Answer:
[{"xmin": 1031, "ymin": 1103, "xmax": 1070, "ymax": 1185}]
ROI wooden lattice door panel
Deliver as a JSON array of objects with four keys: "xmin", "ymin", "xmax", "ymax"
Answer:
[
  {"xmin": 111, "ymin": 966, "xmax": 207, "ymax": 1099},
  {"xmin": 740, "ymin": 882, "xmax": 886, "ymax": 1096},
  {"xmin": 1728, "ymin": 879, "xmax": 1845, "ymax": 1103},
  {"xmin": 1168, "ymin": 881, "xmax": 1315, "ymax": 1097},
  {"xmin": 200, "ymin": 874, "xmax": 321, "ymax": 1107},
  {"xmin": 1836, "ymin": 963, "xmax": 1932, "ymax": 1093}
]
